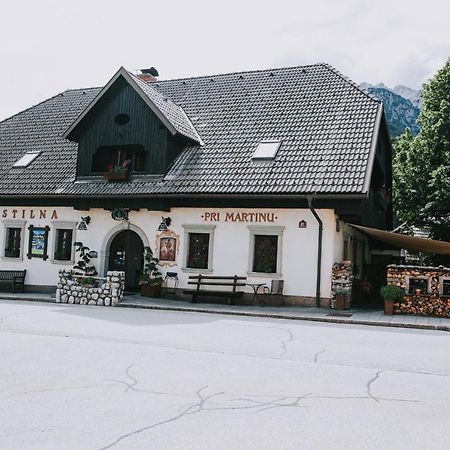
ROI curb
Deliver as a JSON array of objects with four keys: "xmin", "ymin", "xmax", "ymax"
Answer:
[
  {"xmin": 1, "ymin": 295, "xmax": 448, "ymax": 333},
  {"xmin": 117, "ymin": 302, "xmax": 450, "ymax": 333},
  {"xmin": 0, "ymin": 295, "xmax": 55, "ymax": 303}
]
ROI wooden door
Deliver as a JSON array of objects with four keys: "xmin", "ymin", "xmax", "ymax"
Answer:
[{"xmin": 108, "ymin": 230, "xmax": 144, "ymax": 291}]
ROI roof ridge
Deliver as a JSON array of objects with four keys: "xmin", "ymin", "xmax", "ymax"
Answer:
[
  {"xmin": 0, "ymin": 90, "xmax": 75, "ymax": 125},
  {"xmin": 152, "ymin": 63, "xmax": 325, "ymax": 84},
  {"xmin": 320, "ymin": 63, "xmax": 381, "ymax": 104}
]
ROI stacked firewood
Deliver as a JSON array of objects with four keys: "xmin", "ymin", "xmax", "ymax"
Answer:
[
  {"xmin": 395, "ymin": 295, "xmax": 450, "ymax": 317},
  {"xmin": 387, "ymin": 264, "xmax": 450, "ymax": 317},
  {"xmin": 331, "ymin": 261, "xmax": 353, "ymax": 309}
]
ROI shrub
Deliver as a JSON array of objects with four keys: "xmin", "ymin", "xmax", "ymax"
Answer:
[{"xmin": 380, "ymin": 285, "xmax": 403, "ymax": 301}]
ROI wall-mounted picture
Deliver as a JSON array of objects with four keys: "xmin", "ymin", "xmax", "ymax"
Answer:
[
  {"xmin": 27, "ymin": 226, "xmax": 50, "ymax": 260},
  {"xmin": 159, "ymin": 237, "xmax": 177, "ymax": 262},
  {"xmin": 156, "ymin": 230, "xmax": 180, "ymax": 267}
]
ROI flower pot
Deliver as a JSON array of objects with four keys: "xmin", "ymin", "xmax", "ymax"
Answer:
[
  {"xmin": 104, "ymin": 170, "xmax": 128, "ymax": 181},
  {"xmin": 335, "ymin": 295, "xmax": 346, "ymax": 310},
  {"xmin": 384, "ymin": 298, "xmax": 394, "ymax": 315},
  {"xmin": 140, "ymin": 284, "xmax": 162, "ymax": 298}
]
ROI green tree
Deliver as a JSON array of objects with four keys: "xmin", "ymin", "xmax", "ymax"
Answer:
[{"xmin": 393, "ymin": 58, "xmax": 450, "ymax": 266}]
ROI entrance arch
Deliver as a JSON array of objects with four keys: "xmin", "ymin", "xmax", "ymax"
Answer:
[{"xmin": 99, "ymin": 223, "xmax": 149, "ymax": 291}]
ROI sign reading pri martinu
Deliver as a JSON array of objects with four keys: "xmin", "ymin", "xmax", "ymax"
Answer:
[{"xmin": 202, "ymin": 212, "xmax": 279, "ymax": 223}]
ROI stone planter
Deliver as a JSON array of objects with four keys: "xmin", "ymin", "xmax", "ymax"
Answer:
[
  {"xmin": 56, "ymin": 270, "xmax": 125, "ymax": 306},
  {"xmin": 141, "ymin": 284, "xmax": 162, "ymax": 298}
]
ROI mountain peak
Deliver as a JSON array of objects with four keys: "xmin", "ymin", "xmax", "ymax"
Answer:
[{"xmin": 359, "ymin": 82, "xmax": 421, "ymax": 138}]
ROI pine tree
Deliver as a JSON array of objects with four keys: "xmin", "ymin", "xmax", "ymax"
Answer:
[{"xmin": 393, "ymin": 58, "xmax": 450, "ymax": 266}]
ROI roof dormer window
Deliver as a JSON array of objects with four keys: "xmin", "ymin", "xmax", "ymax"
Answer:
[
  {"xmin": 252, "ymin": 140, "xmax": 281, "ymax": 160},
  {"xmin": 12, "ymin": 151, "xmax": 41, "ymax": 168}
]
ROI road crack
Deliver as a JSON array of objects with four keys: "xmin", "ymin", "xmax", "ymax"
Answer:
[
  {"xmin": 366, "ymin": 370, "xmax": 384, "ymax": 403},
  {"xmin": 279, "ymin": 328, "xmax": 294, "ymax": 358},
  {"xmin": 98, "ymin": 386, "xmax": 224, "ymax": 450}
]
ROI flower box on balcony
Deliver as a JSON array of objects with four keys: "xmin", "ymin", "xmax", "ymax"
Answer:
[{"xmin": 104, "ymin": 170, "xmax": 128, "ymax": 181}]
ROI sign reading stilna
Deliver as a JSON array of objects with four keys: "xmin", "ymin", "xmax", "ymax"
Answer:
[{"xmin": 2, "ymin": 209, "xmax": 58, "ymax": 220}]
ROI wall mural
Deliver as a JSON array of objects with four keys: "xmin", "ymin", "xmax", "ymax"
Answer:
[{"xmin": 156, "ymin": 230, "xmax": 180, "ymax": 267}]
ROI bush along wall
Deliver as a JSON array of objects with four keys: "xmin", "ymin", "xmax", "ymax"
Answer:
[
  {"xmin": 387, "ymin": 264, "xmax": 450, "ymax": 317},
  {"xmin": 56, "ymin": 270, "xmax": 125, "ymax": 306}
]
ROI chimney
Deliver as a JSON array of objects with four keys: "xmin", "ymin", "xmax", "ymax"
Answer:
[{"xmin": 136, "ymin": 67, "xmax": 159, "ymax": 83}]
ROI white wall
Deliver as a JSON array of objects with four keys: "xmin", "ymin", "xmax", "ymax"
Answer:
[{"xmin": 0, "ymin": 206, "xmax": 340, "ymax": 298}]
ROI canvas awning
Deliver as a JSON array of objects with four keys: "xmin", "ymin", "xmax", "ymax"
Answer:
[{"xmin": 350, "ymin": 224, "xmax": 450, "ymax": 255}]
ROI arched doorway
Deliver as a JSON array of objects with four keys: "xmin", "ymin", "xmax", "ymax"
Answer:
[{"xmin": 108, "ymin": 230, "xmax": 144, "ymax": 291}]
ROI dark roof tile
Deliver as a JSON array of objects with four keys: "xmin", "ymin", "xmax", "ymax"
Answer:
[{"xmin": 0, "ymin": 64, "xmax": 381, "ymax": 198}]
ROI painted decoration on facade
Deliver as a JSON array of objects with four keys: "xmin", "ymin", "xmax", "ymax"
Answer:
[
  {"xmin": 156, "ymin": 230, "xmax": 179, "ymax": 267},
  {"xmin": 201, "ymin": 212, "xmax": 278, "ymax": 223},
  {"xmin": 2, "ymin": 209, "xmax": 58, "ymax": 220},
  {"xmin": 27, "ymin": 225, "xmax": 50, "ymax": 260}
]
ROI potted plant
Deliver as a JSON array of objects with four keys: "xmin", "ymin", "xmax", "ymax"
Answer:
[
  {"xmin": 380, "ymin": 285, "xmax": 403, "ymax": 315},
  {"xmin": 140, "ymin": 246, "xmax": 163, "ymax": 298},
  {"xmin": 73, "ymin": 242, "xmax": 98, "ymax": 287},
  {"xmin": 76, "ymin": 276, "xmax": 97, "ymax": 288},
  {"xmin": 334, "ymin": 287, "xmax": 350, "ymax": 310},
  {"xmin": 104, "ymin": 161, "xmax": 130, "ymax": 181}
]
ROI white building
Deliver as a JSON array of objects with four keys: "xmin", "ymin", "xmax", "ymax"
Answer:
[{"xmin": 0, "ymin": 65, "xmax": 393, "ymax": 306}]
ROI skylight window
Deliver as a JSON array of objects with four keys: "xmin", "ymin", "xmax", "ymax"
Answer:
[
  {"xmin": 252, "ymin": 140, "xmax": 281, "ymax": 160},
  {"xmin": 12, "ymin": 151, "xmax": 41, "ymax": 168}
]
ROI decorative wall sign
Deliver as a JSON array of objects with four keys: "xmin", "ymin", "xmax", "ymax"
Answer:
[
  {"xmin": 111, "ymin": 209, "xmax": 129, "ymax": 221},
  {"xmin": 27, "ymin": 225, "xmax": 50, "ymax": 260},
  {"xmin": 298, "ymin": 220, "xmax": 307, "ymax": 228},
  {"xmin": 202, "ymin": 212, "xmax": 278, "ymax": 223},
  {"xmin": 155, "ymin": 229, "xmax": 180, "ymax": 267},
  {"xmin": 77, "ymin": 216, "xmax": 91, "ymax": 231},
  {"xmin": 157, "ymin": 217, "xmax": 172, "ymax": 231}
]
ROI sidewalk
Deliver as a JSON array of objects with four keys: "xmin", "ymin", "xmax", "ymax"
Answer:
[
  {"xmin": 118, "ymin": 294, "xmax": 450, "ymax": 332},
  {"xmin": 1, "ymin": 291, "xmax": 449, "ymax": 332}
]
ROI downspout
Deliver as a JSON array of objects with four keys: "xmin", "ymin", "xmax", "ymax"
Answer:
[{"xmin": 308, "ymin": 196, "xmax": 323, "ymax": 307}]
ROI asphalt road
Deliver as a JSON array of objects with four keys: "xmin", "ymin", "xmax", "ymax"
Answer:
[{"xmin": 1, "ymin": 300, "xmax": 449, "ymax": 450}]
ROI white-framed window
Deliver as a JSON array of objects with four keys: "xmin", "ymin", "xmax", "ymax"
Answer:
[
  {"xmin": 252, "ymin": 140, "xmax": 282, "ymax": 160},
  {"xmin": 2, "ymin": 220, "xmax": 26, "ymax": 260},
  {"xmin": 248, "ymin": 226, "xmax": 284, "ymax": 277},
  {"xmin": 12, "ymin": 151, "xmax": 41, "ymax": 168},
  {"xmin": 406, "ymin": 276, "xmax": 431, "ymax": 295},
  {"xmin": 51, "ymin": 221, "xmax": 77, "ymax": 263},
  {"xmin": 440, "ymin": 277, "xmax": 450, "ymax": 297},
  {"xmin": 182, "ymin": 225, "xmax": 215, "ymax": 272}
]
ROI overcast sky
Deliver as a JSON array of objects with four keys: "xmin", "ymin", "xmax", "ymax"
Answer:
[{"xmin": 1, "ymin": 0, "xmax": 449, "ymax": 120}]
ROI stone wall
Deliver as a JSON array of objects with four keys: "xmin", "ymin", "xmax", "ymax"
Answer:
[
  {"xmin": 387, "ymin": 264, "xmax": 450, "ymax": 317},
  {"xmin": 331, "ymin": 261, "xmax": 353, "ymax": 309},
  {"xmin": 56, "ymin": 270, "xmax": 125, "ymax": 306}
]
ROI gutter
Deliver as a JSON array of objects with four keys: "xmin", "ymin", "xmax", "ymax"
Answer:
[
  {"xmin": 0, "ymin": 192, "xmax": 369, "ymax": 201},
  {"xmin": 307, "ymin": 196, "xmax": 323, "ymax": 308}
]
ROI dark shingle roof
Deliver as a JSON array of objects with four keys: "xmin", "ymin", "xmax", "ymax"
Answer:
[
  {"xmin": 0, "ymin": 63, "xmax": 381, "ymax": 198},
  {"xmin": 129, "ymin": 72, "xmax": 201, "ymax": 143}
]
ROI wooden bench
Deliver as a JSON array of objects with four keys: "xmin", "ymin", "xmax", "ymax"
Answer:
[
  {"xmin": 183, "ymin": 275, "xmax": 247, "ymax": 305},
  {"xmin": 0, "ymin": 270, "xmax": 26, "ymax": 293}
]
